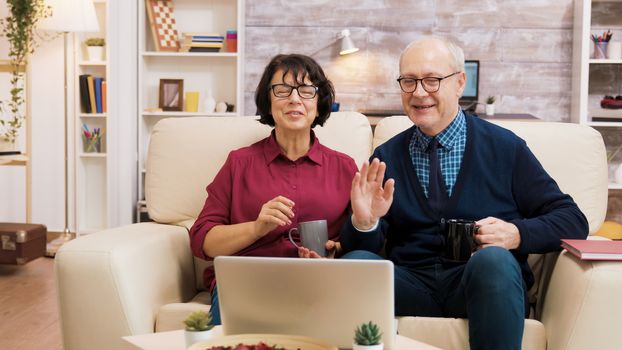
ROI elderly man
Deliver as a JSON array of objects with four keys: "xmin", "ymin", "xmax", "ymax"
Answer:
[{"xmin": 340, "ymin": 37, "xmax": 588, "ymax": 349}]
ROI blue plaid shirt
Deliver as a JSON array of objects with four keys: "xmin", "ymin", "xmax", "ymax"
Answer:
[{"xmin": 409, "ymin": 109, "xmax": 466, "ymax": 197}]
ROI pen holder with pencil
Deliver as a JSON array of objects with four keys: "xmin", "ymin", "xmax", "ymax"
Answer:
[
  {"xmin": 593, "ymin": 41, "xmax": 609, "ymax": 59},
  {"xmin": 82, "ymin": 129, "xmax": 103, "ymax": 153},
  {"xmin": 592, "ymin": 31, "xmax": 613, "ymax": 59}
]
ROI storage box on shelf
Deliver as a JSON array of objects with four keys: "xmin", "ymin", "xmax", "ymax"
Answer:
[
  {"xmin": 137, "ymin": 0, "xmax": 245, "ymax": 221},
  {"xmin": 572, "ymin": 0, "xmax": 622, "ymax": 199},
  {"xmin": 74, "ymin": 0, "xmax": 109, "ymax": 234}
]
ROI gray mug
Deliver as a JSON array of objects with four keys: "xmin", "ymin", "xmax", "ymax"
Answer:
[
  {"xmin": 444, "ymin": 219, "xmax": 478, "ymax": 261},
  {"xmin": 288, "ymin": 220, "xmax": 328, "ymax": 257}
]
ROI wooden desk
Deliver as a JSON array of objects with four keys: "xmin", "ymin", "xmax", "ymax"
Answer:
[{"xmin": 123, "ymin": 327, "xmax": 441, "ymax": 350}]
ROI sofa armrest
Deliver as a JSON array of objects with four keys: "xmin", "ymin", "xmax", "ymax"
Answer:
[
  {"xmin": 55, "ymin": 222, "xmax": 196, "ymax": 350},
  {"xmin": 541, "ymin": 250, "xmax": 622, "ymax": 350}
]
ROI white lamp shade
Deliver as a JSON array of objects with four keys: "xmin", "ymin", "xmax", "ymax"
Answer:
[
  {"xmin": 39, "ymin": 0, "xmax": 99, "ymax": 33},
  {"xmin": 339, "ymin": 29, "xmax": 359, "ymax": 56}
]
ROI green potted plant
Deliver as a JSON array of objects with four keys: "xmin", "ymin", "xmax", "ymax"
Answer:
[
  {"xmin": 85, "ymin": 37, "xmax": 105, "ymax": 61},
  {"xmin": 183, "ymin": 310, "xmax": 215, "ymax": 347},
  {"xmin": 485, "ymin": 95, "xmax": 496, "ymax": 116},
  {"xmin": 353, "ymin": 321, "xmax": 383, "ymax": 350},
  {"xmin": 0, "ymin": 0, "xmax": 51, "ymax": 148}
]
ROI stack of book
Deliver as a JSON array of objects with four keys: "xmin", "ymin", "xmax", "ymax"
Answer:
[
  {"xmin": 79, "ymin": 74, "xmax": 107, "ymax": 114},
  {"xmin": 180, "ymin": 33, "xmax": 224, "ymax": 52}
]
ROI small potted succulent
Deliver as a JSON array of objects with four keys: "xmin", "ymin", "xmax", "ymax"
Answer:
[
  {"xmin": 353, "ymin": 321, "xmax": 383, "ymax": 350},
  {"xmin": 85, "ymin": 37, "xmax": 105, "ymax": 61},
  {"xmin": 183, "ymin": 310, "xmax": 215, "ymax": 347},
  {"xmin": 485, "ymin": 95, "xmax": 496, "ymax": 116}
]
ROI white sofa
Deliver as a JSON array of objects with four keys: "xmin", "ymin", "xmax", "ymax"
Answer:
[{"xmin": 56, "ymin": 112, "xmax": 622, "ymax": 350}]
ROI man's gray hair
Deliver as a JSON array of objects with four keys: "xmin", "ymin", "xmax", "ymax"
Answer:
[{"xmin": 399, "ymin": 36, "xmax": 465, "ymax": 72}]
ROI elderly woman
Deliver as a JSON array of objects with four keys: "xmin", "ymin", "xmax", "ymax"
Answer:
[{"xmin": 189, "ymin": 54, "xmax": 357, "ymax": 324}]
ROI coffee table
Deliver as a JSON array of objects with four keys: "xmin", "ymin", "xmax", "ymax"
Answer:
[{"xmin": 123, "ymin": 326, "xmax": 441, "ymax": 350}]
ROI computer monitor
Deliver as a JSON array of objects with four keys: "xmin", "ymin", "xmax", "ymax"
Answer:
[{"xmin": 460, "ymin": 60, "xmax": 480, "ymax": 112}]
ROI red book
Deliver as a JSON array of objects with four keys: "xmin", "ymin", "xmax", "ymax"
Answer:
[{"xmin": 561, "ymin": 239, "xmax": 622, "ymax": 261}]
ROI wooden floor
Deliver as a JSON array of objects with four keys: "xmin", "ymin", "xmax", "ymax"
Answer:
[{"xmin": 0, "ymin": 256, "xmax": 63, "ymax": 349}]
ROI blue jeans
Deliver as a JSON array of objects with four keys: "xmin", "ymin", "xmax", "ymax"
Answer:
[
  {"xmin": 210, "ymin": 286, "xmax": 222, "ymax": 325},
  {"xmin": 342, "ymin": 247, "xmax": 526, "ymax": 350}
]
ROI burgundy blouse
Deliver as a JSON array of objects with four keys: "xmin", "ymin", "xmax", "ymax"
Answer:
[{"xmin": 189, "ymin": 130, "xmax": 357, "ymax": 291}]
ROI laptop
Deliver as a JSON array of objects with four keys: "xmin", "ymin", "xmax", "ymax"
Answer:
[
  {"xmin": 460, "ymin": 60, "xmax": 480, "ymax": 113},
  {"xmin": 214, "ymin": 256, "xmax": 395, "ymax": 349}
]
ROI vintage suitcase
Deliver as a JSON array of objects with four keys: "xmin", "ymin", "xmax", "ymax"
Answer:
[{"xmin": 0, "ymin": 223, "xmax": 47, "ymax": 264}]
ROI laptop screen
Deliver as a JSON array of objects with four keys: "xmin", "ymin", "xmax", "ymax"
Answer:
[
  {"xmin": 461, "ymin": 60, "xmax": 480, "ymax": 102},
  {"xmin": 214, "ymin": 256, "xmax": 396, "ymax": 349}
]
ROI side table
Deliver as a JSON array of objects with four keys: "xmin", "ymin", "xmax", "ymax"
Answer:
[{"xmin": 122, "ymin": 326, "xmax": 441, "ymax": 350}]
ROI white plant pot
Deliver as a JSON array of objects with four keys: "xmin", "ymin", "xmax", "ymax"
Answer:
[
  {"xmin": 353, "ymin": 343, "xmax": 384, "ymax": 350},
  {"xmin": 485, "ymin": 104, "xmax": 495, "ymax": 116},
  {"xmin": 184, "ymin": 329, "xmax": 215, "ymax": 348},
  {"xmin": 86, "ymin": 46, "xmax": 105, "ymax": 61}
]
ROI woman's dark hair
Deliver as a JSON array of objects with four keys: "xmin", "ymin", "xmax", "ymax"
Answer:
[{"xmin": 255, "ymin": 54, "xmax": 335, "ymax": 128}]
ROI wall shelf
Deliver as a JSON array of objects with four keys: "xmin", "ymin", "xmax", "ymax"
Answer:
[
  {"xmin": 141, "ymin": 51, "xmax": 238, "ymax": 58},
  {"xmin": 73, "ymin": 0, "xmax": 110, "ymax": 234},
  {"xmin": 142, "ymin": 111, "xmax": 237, "ymax": 117},
  {"xmin": 136, "ymin": 0, "xmax": 245, "ymax": 221}
]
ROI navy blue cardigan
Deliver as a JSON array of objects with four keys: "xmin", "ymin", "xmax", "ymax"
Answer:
[{"xmin": 341, "ymin": 114, "xmax": 589, "ymax": 289}]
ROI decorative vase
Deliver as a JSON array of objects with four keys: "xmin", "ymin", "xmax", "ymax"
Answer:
[
  {"xmin": 203, "ymin": 90, "xmax": 216, "ymax": 113},
  {"xmin": 215, "ymin": 101, "xmax": 228, "ymax": 113},
  {"xmin": 485, "ymin": 104, "xmax": 495, "ymax": 116},
  {"xmin": 615, "ymin": 163, "xmax": 622, "ymax": 184},
  {"xmin": 184, "ymin": 329, "xmax": 214, "ymax": 348},
  {"xmin": 86, "ymin": 46, "xmax": 105, "ymax": 61},
  {"xmin": 353, "ymin": 343, "xmax": 384, "ymax": 350}
]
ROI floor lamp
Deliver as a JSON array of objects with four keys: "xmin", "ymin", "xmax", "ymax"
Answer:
[{"xmin": 39, "ymin": 0, "xmax": 99, "ymax": 257}]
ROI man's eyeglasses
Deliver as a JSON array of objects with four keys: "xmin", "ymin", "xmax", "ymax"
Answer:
[
  {"xmin": 271, "ymin": 84, "xmax": 318, "ymax": 99},
  {"xmin": 396, "ymin": 72, "xmax": 461, "ymax": 93}
]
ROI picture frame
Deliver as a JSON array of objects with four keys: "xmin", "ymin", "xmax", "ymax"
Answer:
[
  {"xmin": 159, "ymin": 79, "xmax": 184, "ymax": 111},
  {"xmin": 145, "ymin": 0, "xmax": 180, "ymax": 52}
]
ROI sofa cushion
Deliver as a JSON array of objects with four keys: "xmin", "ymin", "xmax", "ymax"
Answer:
[
  {"xmin": 397, "ymin": 317, "xmax": 546, "ymax": 350},
  {"xmin": 146, "ymin": 112, "xmax": 372, "ymax": 226},
  {"xmin": 156, "ymin": 292, "xmax": 211, "ymax": 332}
]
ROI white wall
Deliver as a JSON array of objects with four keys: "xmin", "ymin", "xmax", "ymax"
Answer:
[
  {"xmin": 29, "ymin": 36, "xmax": 67, "ymax": 231},
  {"xmin": 0, "ymin": 3, "xmax": 65, "ymax": 230}
]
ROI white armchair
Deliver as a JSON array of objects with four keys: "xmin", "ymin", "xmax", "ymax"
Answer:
[{"xmin": 56, "ymin": 113, "xmax": 621, "ymax": 350}]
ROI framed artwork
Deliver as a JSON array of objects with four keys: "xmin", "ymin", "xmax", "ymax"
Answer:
[
  {"xmin": 145, "ymin": 0, "xmax": 180, "ymax": 52},
  {"xmin": 159, "ymin": 79, "xmax": 184, "ymax": 111}
]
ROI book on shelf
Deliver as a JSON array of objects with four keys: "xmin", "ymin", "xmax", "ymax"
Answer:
[
  {"xmin": 102, "ymin": 80, "xmax": 107, "ymax": 113},
  {"xmin": 183, "ymin": 42, "xmax": 223, "ymax": 48},
  {"xmin": 87, "ymin": 76, "xmax": 97, "ymax": 114},
  {"xmin": 79, "ymin": 74, "xmax": 91, "ymax": 113},
  {"xmin": 182, "ymin": 36, "xmax": 224, "ymax": 43},
  {"xmin": 182, "ymin": 32, "xmax": 223, "ymax": 39},
  {"xmin": 561, "ymin": 239, "xmax": 622, "ymax": 261},
  {"xmin": 187, "ymin": 47, "xmax": 221, "ymax": 53},
  {"xmin": 179, "ymin": 45, "xmax": 222, "ymax": 53},
  {"xmin": 591, "ymin": 108, "xmax": 622, "ymax": 122},
  {"xmin": 94, "ymin": 77, "xmax": 103, "ymax": 114}
]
